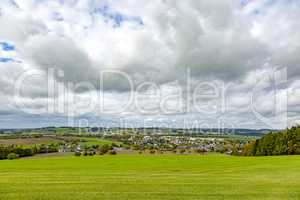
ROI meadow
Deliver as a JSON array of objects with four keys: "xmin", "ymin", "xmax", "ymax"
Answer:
[
  {"xmin": 0, "ymin": 137, "xmax": 63, "ymax": 146},
  {"xmin": 0, "ymin": 154, "xmax": 300, "ymax": 200}
]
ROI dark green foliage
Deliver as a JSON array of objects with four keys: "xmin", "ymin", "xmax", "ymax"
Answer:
[
  {"xmin": 0, "ymin": 143, "xmax": 59, "ymax": 160},
  {"xmin": 13, "ymin": 146, "xmax": 33, "ymax": 157},
  {"xmin": 98, "ymin": 144, "xmax": 112, "ymax": 155},
  {"xmin": 179, "ymin": 149, "xmax": 186, "ymax": 154},
  {"xmin": 74, "ymin": 152, "xmax": 81, "ymax": 156},
  {"xmin": 92, "ymin": 145, "xmax": 99, "ymax": 149},
  {"xmin": 149, "ymin": 150, "xmax": 156, "ymax": 154},
  {"xmin": 0, "ymin": 146, "xmax": 10, "ymax": 159},
  {"xmin": 194, "ymin": 149, "xmax": 207, "ymax": 154},
  {"xmin": 108, "ymin": 150, "xmax": 117, "ymax": 155},
  {"xmin": 241, "ymin": 126, "xmax": 300, "ymax": 156}
]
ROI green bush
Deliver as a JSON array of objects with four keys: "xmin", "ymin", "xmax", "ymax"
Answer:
[
  {"xmin": 7, "ymin": 153, "xmax": 19, "ymax": 160},
  {"xmin": 195, "ymin": 149, "xmax": 207, "ymax": 154},
  {"xmin": 74, "ymin": 152, "xmax": 81, "ymax": 156},
  {"xmin": 149, "ymin": 150, "xmax": 156, "ymax": 154},
  {"xmin": 98, "ymin": 144, "xmax": 112, "ymax": 155},
  {"xmin": 179, "ymin": 149, "xmax": 186, "ymax": 154},
  {"xmin": 108, "ymin": 150, "xmax": 117, "ymax": 155}
]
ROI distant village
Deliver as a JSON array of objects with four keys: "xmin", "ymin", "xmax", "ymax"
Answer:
[{"xmin": 0, "ymin": 126, "xmax": 261, "ymax": 159}]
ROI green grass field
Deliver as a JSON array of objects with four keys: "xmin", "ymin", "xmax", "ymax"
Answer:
[
  {"xmin": 0, "ymin": 137, "xmax": 63, "ymax": 146},
  {"xmin": 78, "ymin": 137, "xmax": 123, "ymax": 147},
  {"xmin": 0, "ymin": 154, "xmax": 300, "ymax": 200}
]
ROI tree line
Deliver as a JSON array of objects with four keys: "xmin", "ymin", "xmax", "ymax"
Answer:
[
  {"xmin": 241, "ymin": 126, "xmax": 300, "ymax": 156},
  {"xmin": 0, "ymin": 143, "xmax": 59, "ymax": 160}
]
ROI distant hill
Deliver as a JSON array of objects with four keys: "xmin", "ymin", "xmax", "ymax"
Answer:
[
  {"xmin": 195, "ymin": 128, "xmax": 274, "ymax": 137},
  {"xmin": 0, "ymin": 127, "xmax": 276, "ymax": 137}
]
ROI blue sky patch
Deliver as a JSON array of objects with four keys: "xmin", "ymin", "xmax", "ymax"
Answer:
[
  {"xmin": 94, "ymin": 5, "xmax": 144, "ymax": 27},
  {"xmin": 0, "ymin": 42, "xmax": 15, "ymax": 51},
  {"xmin": 0, "ymin": 57, "xmax": 14, "ymax": 63}
]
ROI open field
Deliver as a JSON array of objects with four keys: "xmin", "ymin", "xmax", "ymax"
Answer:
[
  {"xmin": 0, "ymin": 136, "xmax": 121, "ymax": 147},
  {"xmin": 0, "ymin": 137, "xmax": 63, "ymax": 146},
  {"xmin": 0, "ymin": 154, "xmax": 300, "ymax": 200},
  {"xmin": 76, "ymin": 137, "xmax": 123, "ymax": 147}
]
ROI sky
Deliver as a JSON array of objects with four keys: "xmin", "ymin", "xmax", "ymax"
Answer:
[{"xmin": 0, "ymin": 0, "xmax": 300, "ymax": 129}]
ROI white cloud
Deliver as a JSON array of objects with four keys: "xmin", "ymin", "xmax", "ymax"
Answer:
[{"xmin": 0, "ymin": 0, "xmax": 299, "ymax": 128}]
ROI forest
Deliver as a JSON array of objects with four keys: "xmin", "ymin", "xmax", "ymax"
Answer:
[{"xmin": 241, "ymin": 126, "xmax": 300, "ymax": 156}]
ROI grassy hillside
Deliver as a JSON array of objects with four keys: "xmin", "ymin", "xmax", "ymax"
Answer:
[
  {"xmin": 77, "ymin": 137, "xmax": 123, "ymax": 147},
  {"xmin": 0, "ymin": 154, "xmax": 300, "ymax": 200},
  {"xmin": 0, "ymin": 137, "xmax": 63, "ymax": 146}
]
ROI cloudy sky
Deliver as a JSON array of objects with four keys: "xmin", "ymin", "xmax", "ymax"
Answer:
[{"xmin": 0, "ymin": 0, "xmax": 299, "ymax": 129}]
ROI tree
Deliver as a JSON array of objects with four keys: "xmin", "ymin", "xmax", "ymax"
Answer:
[
  {"xmin": 108, "ymin": 150, "xmax": 117, "ymax": 155},
  {"xmin": 195, "ymin": 149, "xmax": 207, "ymax": 154},
  {"xmin": 98, "ymin": 144, "xmax": 112, "ymax": 155},
  {"xmin": 241, "ymin": 126, "xmax": 300, "ymax": 156},
  {"xmin": 74, "ymin": 152, "xmax": 81, "ymax": 156},
  {"xmin": 179, "ymin": 149, "xmax": 186, "ymax": 154},
  {"xmin": 149, "ymin": 150, "xmax": 156, "ymax": 154}
]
